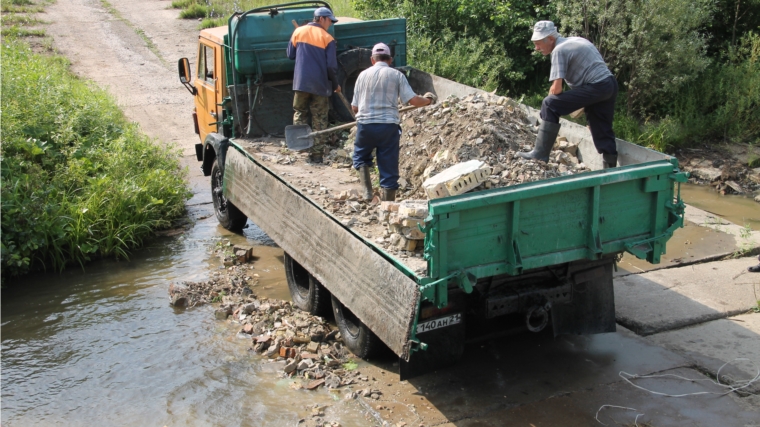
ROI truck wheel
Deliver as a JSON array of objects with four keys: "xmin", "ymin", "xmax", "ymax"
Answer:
[
  {"xmin": 210, "ymin": 159, "xmax": 247, "ymax": 231},
  {"xmin": 284, "ymin": 252, "xmax": 330, "ymax": 316},
  {"xmin": 331, "ymin": 295, "xmax": 379, "ymax": 358},
  {"xmin": 333, "ymin": 48, "xmax": 372, "ymax": 122}
]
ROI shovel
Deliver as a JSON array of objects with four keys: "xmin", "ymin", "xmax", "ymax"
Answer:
[{"xmin": 285, "ymin": 105, "xmax": 419, "ymax": 151}]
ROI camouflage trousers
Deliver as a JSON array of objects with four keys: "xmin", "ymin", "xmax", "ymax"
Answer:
[{"xmin": 293, "ymin": 91, "xmax": 330, "ymax": 154}]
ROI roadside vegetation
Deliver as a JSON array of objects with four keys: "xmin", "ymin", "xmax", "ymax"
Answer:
[
  {"xmin": 170, "ymin": 0, "xmax": 354, "ymax": 29},
  {"xmin": 1, "ymin": 38, "xmax": 192, "ymax": 278},
  {"xmin": 355, "ymin": 0, "xmax": 759, "ymax": 154}
]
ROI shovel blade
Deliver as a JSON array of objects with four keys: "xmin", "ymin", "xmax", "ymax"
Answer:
[{"xmin": 284, "ymin": 124, "xmax": 314, "ymax": 151}]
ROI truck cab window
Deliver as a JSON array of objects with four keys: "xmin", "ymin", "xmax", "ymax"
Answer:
[{"xmin": 198, "ymin": 44, "xmax": 215, "ymax": 84}]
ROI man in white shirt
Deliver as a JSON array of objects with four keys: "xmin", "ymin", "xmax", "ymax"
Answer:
[{"xmin": 351, "ymin": 43, "xmax": 435, "ymax": 201}]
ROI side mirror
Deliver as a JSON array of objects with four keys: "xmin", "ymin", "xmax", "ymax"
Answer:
[{"xmin": 178, "ymin": 58, "xmax": 196, "ymax": 95}]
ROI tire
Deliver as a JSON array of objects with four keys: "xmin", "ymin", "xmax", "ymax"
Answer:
[
  {"xmin": 284, "ymin": 252, "xmax": 330, "ymax": 316},
  {"xmin": 332, "ymin": 48, "xmax": 373, "ymax": 122},
  {"xmin": 331, "ymin": 294, "xmax": 380, "ymax": 358},
  {"xmin": 210, "ymin": 159, "xmax": 248, "ymax": 231}
]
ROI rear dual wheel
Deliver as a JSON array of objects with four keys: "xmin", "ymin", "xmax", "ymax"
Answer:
[
  {"xmin": 284, "ymin": 253, "xmax": 330, "ymax": 316},
  {"xmin": 331, "ymin": 295, "xmax": 380, "ymax": 359},
  {"xmin": 283, "ymin": 252, "xmax": 381, "ymax": 359}
]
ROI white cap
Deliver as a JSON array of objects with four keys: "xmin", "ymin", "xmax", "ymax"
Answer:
[
  {"xmin": 372, "ymin": 43, "xmax": 391, "ymax": 55},
  {"xmin": 531, "ymin": 21, "xmax": 559, "ymax": 41}
]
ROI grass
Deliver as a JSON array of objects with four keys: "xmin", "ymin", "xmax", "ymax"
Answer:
[
  {"xmin": 1, "ymin": 39, "xmax": 191, "ymax": 277},
  {"xmin": 171, "ymin": 0, "xmax": 356, "ymax": 28},
  {"xmin": 1, "ymin": 14, "xmax": 44, "ymax": 25},
  {"xmin": 1, "ymin": 27, "xmax": 45, "ymax": 37},
  {"xmin": 179, "ymin": 4, "xmax": 207, "ymax": 19},
  {"xmin": 1, "ymin": 0, "xmax": 47, "ymax": 38}
]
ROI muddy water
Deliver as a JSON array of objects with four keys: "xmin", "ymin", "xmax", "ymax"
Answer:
[
  {"xmin": 0, "ymin": 212, "xmax": 369, "ymax": 427},
  {"xmin": 681, "ymin": 183, "xmax": 760, "ymax": 231}
]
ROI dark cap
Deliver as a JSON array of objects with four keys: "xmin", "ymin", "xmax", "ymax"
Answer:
[{"xmin": 314, "ymin": 7, "xmax": 338, "ymax": 23}]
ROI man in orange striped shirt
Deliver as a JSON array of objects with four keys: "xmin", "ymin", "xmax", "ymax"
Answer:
[{"xmin": 287, "ymin": 7, "xmax": 342, "ymax": 163}]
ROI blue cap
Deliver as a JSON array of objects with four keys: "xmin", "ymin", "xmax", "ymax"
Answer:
[{"xmin": 314, "ymin": 7, "xmax": 338, "ymax": 23}]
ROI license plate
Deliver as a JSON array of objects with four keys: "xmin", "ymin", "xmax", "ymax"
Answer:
[{"xmin": 416, "ymin": 313, "xmax": 462, "ymax": 334}]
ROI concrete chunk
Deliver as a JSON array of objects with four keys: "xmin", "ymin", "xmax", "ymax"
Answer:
[
  {"xmin": 397, "ymin": 200, "xmax": 428, "ymax": 218},
  {"xmin": 422, "ymin": 160, "xmax": 490, "ymax": 199}
]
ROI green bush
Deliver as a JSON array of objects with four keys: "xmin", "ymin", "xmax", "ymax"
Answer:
[
  {"xmin": 171, "ymin": 0, "xmax": 197, "ymax": 8},
  {"xmin": 1, "ymin": 40, "xmax": 191, "ymax": 277},
  {"xmin": 179, "ymin": 4, "xmax": 208, "ymax": 19},
  {"xmin": 408, "ymin": 30, "xmax": 512, "ymax": 93}
]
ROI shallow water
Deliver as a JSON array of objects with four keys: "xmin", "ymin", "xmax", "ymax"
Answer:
[
  {"xmin": 680, "ymin": 183, "xmax": 759, "ymax": 231},
  {"xmin": 1, "ymin": 213, "xmax": 369, "ymax": 426}
]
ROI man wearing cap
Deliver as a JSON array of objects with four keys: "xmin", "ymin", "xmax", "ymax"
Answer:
[
  {"xmin": 519, "ymin": 21, "xmax": 619, "ymax": 168},
  {"xmin": 287, "ymin": 7, "xmax": 342, "ymax": 163},
  {"xmin": 351, "ymin": 43, "xmax": 436, "ymax": 201}
]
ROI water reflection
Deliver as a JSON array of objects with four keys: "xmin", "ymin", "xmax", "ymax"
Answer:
[{"xmin": 1, "ymin": 213, "xmax": 367, "ymax": 426}]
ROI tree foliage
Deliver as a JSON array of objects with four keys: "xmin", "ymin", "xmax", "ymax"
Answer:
[{"xmin": 556, "ymin": 0, "xmax": 713, "ymax": 115}]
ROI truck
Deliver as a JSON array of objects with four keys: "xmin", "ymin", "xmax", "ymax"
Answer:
[{"xmin": 177, "ymin": 1, "xmax": 688, "ymax": 378}]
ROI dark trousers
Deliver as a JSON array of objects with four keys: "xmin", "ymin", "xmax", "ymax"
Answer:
[
  {"xmin": 352, "ymin": 123, "xmax": 401, "ymax": 189},
  {"xmin": 540, "ymin": 75, "xmax": 618, "ymax": 155}
]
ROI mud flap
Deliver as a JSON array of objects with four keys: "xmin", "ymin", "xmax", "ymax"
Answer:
[
  {"xmin": 399, "ymin": 314, "xmax": 466, "ymax": 380},
  {"xmin": 551, "ymin": 261, "xmax": 616, "ymax": 335}
]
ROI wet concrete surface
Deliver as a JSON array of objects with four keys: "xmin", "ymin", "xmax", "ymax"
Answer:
[
  {"xmin": 647, "ymin": 313, "xmax": 760, "ymax": 384},
  {"xmin": 352, "ymin": 326, "xmax": 760, "ymax": 426},
  {"xmin": 614, "ymin": 256, "xmax": 760, "ymax": 335}
]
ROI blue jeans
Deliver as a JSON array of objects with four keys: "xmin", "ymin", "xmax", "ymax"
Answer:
[
  {"xmin": 541, "ymin": 75, "xmax": 618, "ymax": 155},
  {"xmin": 352, "ymin": 123, "xmax": 401, "ymax": 189}
]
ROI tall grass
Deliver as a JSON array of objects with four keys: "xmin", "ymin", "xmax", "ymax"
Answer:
[
  {"xmin": 1, "ymin": 40, "xmax": 192, "ymax": 277},
  {"xmin": 171, "ymin": 0, "xmax": 355, "ymax": 27}
]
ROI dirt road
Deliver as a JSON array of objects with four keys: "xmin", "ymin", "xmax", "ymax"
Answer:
[{"xmin": 42, "ymin": 1, "xmax": 760, "ymax": 426}]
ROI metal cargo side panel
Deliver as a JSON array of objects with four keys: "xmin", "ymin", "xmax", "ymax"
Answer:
[
  {"xmin": 230, "ymin": 8, "xmax": 329, "ymax": 75},
  {"xmin": 223, "ymin": 145, "xmax": 421, "ymax": 359},
  {"xmin": 426, "ymin": 163, "xmax": 679, "ymax": 279},
  {"xmin": 334, "ymin": 18, "xmax": 406, "ymax": 66}
]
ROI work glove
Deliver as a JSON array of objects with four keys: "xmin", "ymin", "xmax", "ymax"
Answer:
[{"xmin": 423, "ymin": 92, "xmax": 438, "ymax": 105}]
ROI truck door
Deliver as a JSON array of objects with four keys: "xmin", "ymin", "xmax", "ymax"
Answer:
[{"xmin": 195, "ymin": 41, "xmax": 219, "ymax": 143}]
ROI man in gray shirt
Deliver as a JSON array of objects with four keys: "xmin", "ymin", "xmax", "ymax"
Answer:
[
  {"xmin": 351, "ymin": 43, "xmax": 435, "ymax": 201},
  {"xmin": 519, "ymin": 21, "xmax": 619, "ymax": 168}
]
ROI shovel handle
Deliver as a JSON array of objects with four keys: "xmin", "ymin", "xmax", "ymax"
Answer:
[
  {"xmin": 305, "ymin": 105, "xmax": 420, "ymax": 138},
  {"xmin": 337, "ymin": 92, "xmax": 356, "ymax": 120}
]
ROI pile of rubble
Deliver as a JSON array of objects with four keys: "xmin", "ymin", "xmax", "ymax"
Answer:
[
  {"xmin": 169, "ymin": 241, "xmax": 384, "ymax": 393},
  {"xmin": 331, "ymin": 93, "xmax": 587, "ymax": 200},
  {"xmin": 375, "ymin": 200, "xmax": 428, "ymax": 252}
]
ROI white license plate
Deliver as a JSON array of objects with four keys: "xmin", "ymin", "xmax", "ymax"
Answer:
[{"xmin": 416, "ymin": 313, "xmax": 462, "ymax": 334}]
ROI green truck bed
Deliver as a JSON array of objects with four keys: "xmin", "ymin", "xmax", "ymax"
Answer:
[{"xmin": 218, "ymin": 68, "xmax": 686, "ymax": 367}]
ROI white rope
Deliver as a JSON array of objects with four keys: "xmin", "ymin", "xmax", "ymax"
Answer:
[
  {"xmin": 619, "ymin": 358, "xmax": 760, "ymax": 398},
  {"xmin": 594, "ymin": 405, "xmax": 643, "ymax": 426},
  {"xmin": 596, "ymin": 358, "xmax": 759, "ymax": 425}
]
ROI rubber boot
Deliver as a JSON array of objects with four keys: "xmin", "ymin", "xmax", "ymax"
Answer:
[
  {"xmin": 381, "ymin": 188, "xmax": 396, "ymax": 202},
  {"xmin": 603, "ymin": 153, "xmax": 618, "ymax": 169},
  {"xmin": 357, "ymin": 165, "xmax": 373, "ymax": 201},
  {"xmin": 517, "ymin": 121, "xmax": 560, "ymax": 162}
]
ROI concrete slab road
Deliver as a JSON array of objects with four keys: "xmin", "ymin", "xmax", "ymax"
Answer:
[
  {"xmin": 359, "ymin": 325, "xmax": 760, "ymax": 426},
  {"xmin": 614, "ymin": 256, "xmax": 760, "ymax": 335}
]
